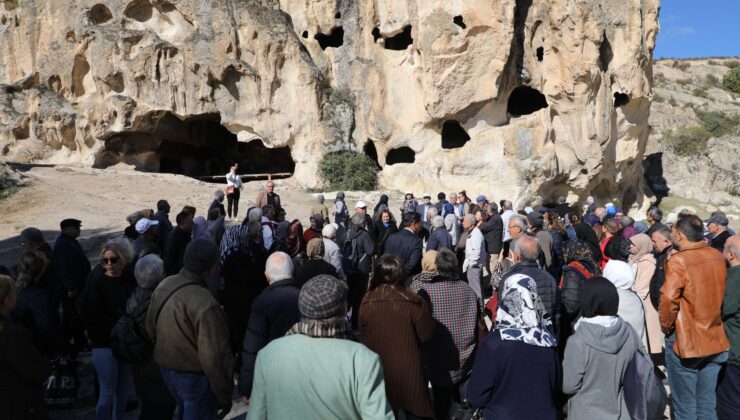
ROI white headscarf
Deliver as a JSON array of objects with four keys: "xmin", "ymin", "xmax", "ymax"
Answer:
[
  {"xmin": 495, "ymin": 274, "xmax": 557, "ymax": 348},
  {"xmin": 602, "ymin": 259, "xmax": 635, "ymax": 290}
]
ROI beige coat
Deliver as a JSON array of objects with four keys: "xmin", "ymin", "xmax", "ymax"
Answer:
[{"xmin": 630, "ymin": 234, "xmax": 662, "ymax": 353}]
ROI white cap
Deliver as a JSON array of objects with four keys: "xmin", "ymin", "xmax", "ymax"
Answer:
[
  {"xmin": 322, "ymin": 223, "xmax": 338, "ymax": 238},
  {"xmin": 135, "ymin": 218, "xmax": 159, "ymax": 234},
  {"xmin": 356, "ymin": 201, "xmax": 367, "ymax": 208},
  {"xmin": 524, "ymin": 207, "xmax": 534, "ymax": 214},
  {"xmin": 423, "ymin": 192, "xmax": 431, "ymax": 198}
]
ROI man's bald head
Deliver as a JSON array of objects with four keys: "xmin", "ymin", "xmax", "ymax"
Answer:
[
  {"xmin": 725, "ymin": 234, "xmax": 740, "ymax": 267},
  {"xmin": 512, "ymin": 235, "xmax": 539, "ymax": 263}
]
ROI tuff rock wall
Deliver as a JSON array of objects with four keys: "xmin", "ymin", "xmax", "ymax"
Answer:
[{"xmin": 0, "ymin": 0, "xmax": 660, "ymax": 208}]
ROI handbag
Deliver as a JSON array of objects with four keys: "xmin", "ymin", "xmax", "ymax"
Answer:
[
  {"xmin": 226, "ymin": 185, "xmax": 235, "ymax": 196},
  {"xmin": 449, "ymin": 400, "xmax": 483, "ymax": 420},
  {"xmin": 44, "ymin": 358, "xmax": 80, "ymax": 409}
]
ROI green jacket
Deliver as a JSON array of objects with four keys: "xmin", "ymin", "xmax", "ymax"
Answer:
[
  {"xmin": 723, "ymin": 265, "xmax": 740, "ymax": 365},
  {"xmin": 246, "ymin": 334, "xmax": 393, "ymax": 420}
]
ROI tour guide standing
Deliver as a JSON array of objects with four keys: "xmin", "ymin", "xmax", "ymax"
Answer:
[
  {"xmin": 226, "ymin": 164, "xmax": 243, "ymax": 220},
  {"xmin": 147, "ymin": 238, "xmax": 234, "ymax": 420}
]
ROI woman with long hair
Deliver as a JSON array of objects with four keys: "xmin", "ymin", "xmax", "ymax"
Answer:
[
  {"xmin": 79, "ymin": 242, "xmax": 136, "ymax": 420},
  {"xmin": 360, "ymin": 255, "xmax": 435, "ymax": 419}
]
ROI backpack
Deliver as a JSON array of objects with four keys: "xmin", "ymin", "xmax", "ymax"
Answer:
[
  {"xmin": 341, "ymin": 232, "xmax": 368, "ymax": 276},
  {"xmin": 623, "ymin": 329, "xmax": 668, "ymax": 420},
  {"xmin": 334, "ymin": 201, "xmax": 349, "ymax": 226}
]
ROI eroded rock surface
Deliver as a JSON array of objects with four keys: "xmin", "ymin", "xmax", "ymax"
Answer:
[{"xmin": 0, "ymin": 0, "xmax": 660, "ymax": 208}]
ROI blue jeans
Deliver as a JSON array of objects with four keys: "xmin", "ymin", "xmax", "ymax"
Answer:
[
  {"xmin": 665, "ymin": 333, "xmax": 728, "ymax": 420},
  {"xmin": 160, "ymin": 368, "xmax": 218, "ymax": 420},
  {"xmin": 92, "ymin": 347, "xmax": 132, "ymax": 420}
]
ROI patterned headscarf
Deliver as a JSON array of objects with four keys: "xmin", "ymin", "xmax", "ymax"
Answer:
[
  {"xmin": 563, "ymin": 239, "xmax": 601, "ymax": 276},
  {"xmin": 306, "ymin": 238, "xmax": 325, "ymax": 260},
  {"xmin": 495, "ymin": 274, "xmax": 557, "ymax": 348},
  {"xmin": 219, "ymin": 224, "xmax": 248, "ymax": 265}
]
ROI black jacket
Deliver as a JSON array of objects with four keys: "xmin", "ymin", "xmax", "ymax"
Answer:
[
  {"xmin": 163, "ymin": 227, "xmax": 191, "ymax": 276},
  {"xmin": 11, "ymin": 283, "xmax": 63, "ymax": 358},
  {"xmin": 209, "ymin": 199, "xmax": 226, "ymax": 217},
  {"xmin": 384, "ymin": 228, "xmax": 424, "ymax": 276},
  {"xmin": 294, "ymin": 259, "xmax": 337, "ymax": 287},
  {"xmin": 78, "ymin": 267, "xmax": 136, "ymax": 347},
  {"xmin": 426, "ymin": 227, "xmax": 452, "ymax": 252},
  {"xmin": 710, "ymin": 230, "xmax": 731, "ymax": 253},
  {"xmin": 374, "ymin": 220, "xmax": 398, "ymax": 255},
  {"xmin": 650, "ymin": 245, "xmax": 673, "ymax": 311},
  {"xmin": 53, "ymin": 233, "xmax": 91, "ymax": 293},
  {"xmin": 500, "ymin": 262, "xmax": 560, "ymax": 332},
  {"xmin": 348, "ymin": 227, "xmax": 376, "ymax": 275},
  {"xmin": 238, "ymin": 279, "xmax": 301, "ymax": 397},
  {"xmin": 0, "ymin": 315, "xmax": 51, "ymax": 420},
  {"xmin": 478, "ymin": 213, "xmax": 504, "ymax": 254}
]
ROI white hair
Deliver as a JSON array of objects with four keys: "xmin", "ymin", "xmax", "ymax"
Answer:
[
  {"xmin": 432, "ymin": 215, "xmax": 445, "ymax": 228},
  {"xmin": 265, "ymin": 251, "xmax": 294, "ymax": 283},
  {"xmin": 134, "ymin": 255, "xmax": 164, "ymax": 288},
  {"xmin": 248, "ymin": 207, "xmax": 263, "ymax": 222},
  {"xmin": 509, "ymin": 214, "xmax": 529, "ymax": 231}
]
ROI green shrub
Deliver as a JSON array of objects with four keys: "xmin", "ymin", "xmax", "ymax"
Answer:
[
  {"xmin": 676, "ymin": 78, "xmax": 693, "ymax": 86},
  {"xmin": 695, "ymin": 110, "xmax": 740, "ymax": 137},
  {"xmin": 705, "ymin": 74, "xmax": 720, "ymax": 87},
  {"xmin": 653, "ymin": 94, "xmax": 664, "ymax": 103},
  {"xmin": 683, "ymin": 102, "xmax": 695, "ymax": 109},
  {"xmin": 672, "ymin": 61, "xmax": 690, "ymax": 71},
  {"xmin": 668, "ymin": 97, "xmax": 678, "ymax": 107},
  {"xmin": 708, "ymin": 59, "xmax": 719, "ymax": 66},
  {"xmin": 654, "ymin": 73, "xmax": 666, "ymax": 84},
  {"xmin": 0, "ymin": 164, "xmax": 21, "ymax": 200},
  {"xmin": 662, "ymin": 126, "xmax": 711, "ymax": 156},
  {"xmin": 692, "ymin": 87, "xmax": 708, "ymax": 98},
  {"xmin": 722, "ymin": 68, "xmax": 740, "ymax": 93},
  {"xmin": 319, "ymin": 151, "xmax": 379, "ymax": 191},
  {"xmin": 725, "ymin": 61, "xmax": 740, "ymax": 69}
]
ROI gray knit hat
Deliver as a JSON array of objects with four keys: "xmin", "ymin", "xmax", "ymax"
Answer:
[
  {"xmin": 183, "ymin": 238, "xmax": 219, "ymax": 273},
  {"xmin": 298, "ymin": 275, "xmax": 348, "ymax": 319}
]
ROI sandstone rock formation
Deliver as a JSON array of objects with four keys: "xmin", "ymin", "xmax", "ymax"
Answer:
[{"xmin": 0, "ymin": 0, "xmax": 660, "ymax": 208}]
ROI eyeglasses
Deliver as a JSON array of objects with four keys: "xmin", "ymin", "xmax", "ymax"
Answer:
[
  {"xmin": 508, "ymin": 226, "xmax": 522, "ymax": 231},
  {"xmin": 101, "ymin": 257, "xmax": 120, "ymax": 265}
]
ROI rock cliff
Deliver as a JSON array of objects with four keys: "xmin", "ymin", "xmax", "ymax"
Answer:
[{"xmin": 0, "ymin": 0, "xmax": 660, "ymax": 208}]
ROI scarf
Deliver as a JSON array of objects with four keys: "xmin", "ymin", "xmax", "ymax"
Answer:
[
  {"xmin": 219, "ymin": 224, "xmax": 248, "ymax": 265},
  {"xmin": 286, "ymin": 316, "xmax": 355, "ymax": 340},
  {"xmin": 628, "ymin": 233, "xmax": 653, "ymax": 264},
  {"xmin": 421, "ymin": 250, "xmax": 438, "ymax": 272},
  {"xmin": 602, "ymin": 260, "xmax": 635, "ymax": 290},
  {"xmin": 574, "ymin": 223, "xmax": 603, "ymax": 262},
  {"xmin": 495, "ymin": 274, "xmax": 557, "ymax": 348},
  {"xmin": 192, "ymin": 217, "xmax": 210, "ymax": 240},
  {"xmin": 563, "ymin": 239, "xmax": 600, "ymax": 275},
  {"xmin": 579, "ymin": 276, "xmax": 619, "ymax": 317}
]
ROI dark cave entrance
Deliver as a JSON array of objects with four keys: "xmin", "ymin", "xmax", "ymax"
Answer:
[
  {"xmin": 94, "ymin": 112, "xmax": 294, "ymax": 181},
  {"xmin": 386, "ymin": 147, "xmax": 416, "ymax": 165},
  {"xmin": 363, "ymin": 140, "xmax": 381, "ymax": 169},
  {"xmin": 373, "ymin": 25, "xmax": 414, "ymax": 50},
  {"xmin": 614, "ymin": 92, "xmax": 630, "ymax": 107},
  {"xmin": 441, "ymin": 120, "xmax": 471, "ymax": 149},
  {"xmin": 507, "ymin": 86, "xmax": 548, "ymax": 116},
  {"xmin": 315, "ymin": 26, "xmax": 344, "ymax": 50}
]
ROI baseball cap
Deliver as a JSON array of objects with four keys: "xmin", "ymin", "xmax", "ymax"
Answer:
[
  {"xmin": 135, "ymin": 218, "xmax": 159, "ymax": 233},
  {"xmin": 355, "ymin": 201, "xmax": 367, "ymax": 209},
  {"xmin": 475, "ymin": 195, "xmax": 487, "ymax": 203},
  {"xmin": 704, "ymin": 214, "xmax": 729, "ymax": 226},
  {"xmin": 322, "ymin": 223, "xmax": 338, "ymax": 238}
]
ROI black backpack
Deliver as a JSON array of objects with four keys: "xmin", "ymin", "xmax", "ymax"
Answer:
[
  {"xmin": 110, "ymin": 282, "xmax": 198, "ymax": 364},
  {"xmin": 341, "ymin": 235, "xmax": 360, "ymax": 276}
]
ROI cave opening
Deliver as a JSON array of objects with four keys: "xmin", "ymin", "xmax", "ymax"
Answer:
[
  {"xmin": 441, "ymin": 120, "xmax": 471, "ymax": 149},
  {"xmin": 507, "ymin": 86, "xmax": 548, "ymax": 116},
  {"xmin": 301, "ymin": 31, "xmax": 308, "ymax": 39},
  {"xmin": 536, "ymin": 46, "xmax": 544, "ymax": 61},
  {"xmin": 386, "ymin": 147, "xmax": 415, "ymax": 165},
  {"xmin": 334, "ymin": 12, "xmax": 341, "ymax": 19},
  {"xmin": 453, "ymin": 16, "xmax": 466, "ymax": 29},
  {"xmin": 94, "ymin": 113, "xmax": 294, "ymax": 181},
  {"xmin": 363, "ymin": 140, "xmax": 381, "ymax": 169},
  {"xmin": 614, "ymin": 92, "xmax": 630, "ymax": 107},
  {"xmin": 314, "ymin": 26, "xmax": 344, "ymax": 50},
  {"xmin": 599, "ymin": 33, "xmax": 613, "ymax": 72},
  {"xmin": 373, "ymin": 25, "xmax": 413, "ymax": 50}
]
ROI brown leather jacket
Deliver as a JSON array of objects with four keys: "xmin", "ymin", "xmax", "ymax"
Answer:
[{"xmin": 659, "ymin": 241, "xmax": 730, "ymax": 358}]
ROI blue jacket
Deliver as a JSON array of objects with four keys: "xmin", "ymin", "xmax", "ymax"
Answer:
[
  {"xmin": 239, "ymin": 279, "xmax": 301, "ymax": 397},
  {"xmin": 426, "ymin": 227, "xmax": 452, "ymax": 252},
  {"xmin": 53, "ymin": 233, "xmax": 91, "ymax": 293},
  {"xmin": 383, "ymin": 229, "xmax": 423, "ymax": 276}
]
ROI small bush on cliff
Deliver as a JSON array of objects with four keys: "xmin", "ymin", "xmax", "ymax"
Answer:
[
  {"xmin": 0, "ymin": 164, "xmax": 23, "ymax": 200},
  {"xmin": 662, "ymin": 126, "xmax": 711, "ymax": 156},
  {"xmin": 319, "ymin": 151, "xmax": 379, "ymax": 191},
  {"xmin": 695, "ymin": 110, "xmax": 739, "ymax": 137},
  {"xmin": 722, "ymin": 68, "xmax": 740, "ymax": 93}
]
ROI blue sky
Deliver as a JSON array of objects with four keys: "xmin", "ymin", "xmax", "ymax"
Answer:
[{"xmin": 655, "ymin": 0, "xmax": 740, "ymax": 58}]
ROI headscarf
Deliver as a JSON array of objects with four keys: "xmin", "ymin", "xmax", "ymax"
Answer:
[
  {"xmin": 335, "ymin": 191, "xmax": 345, "ymax": 203},
  {"xmin": 574, "ymin": 222, "xmax": 603, "ymax": 263},
  {"xmin": 495, "ymin": 274, "xmax": 557, "ymax": 348},
  {"xmin": 219, "ymin": 224, "xmax": 249, "ymax": 265},
  {"xmin": 629, "ymin": 233, "xmax": 653, "ymax": 264},
  {"xmin": 578, "ymin": 276, "xmax": 619, "ymax": 318},
  {"xmin": 306, "ymin": 238, "xmax": 325, "ymax": 260},
  {"xmin": 421, "ymin": 250, "xmax": 438, "ymax": 273},
  {"xmin": 602, "ymin": 260, "xmax": 635, "ymax": 290},
  {"xmin": 562, "ymin": 239, "xmax": 600, "ymax": 276},
  {"xmin": 192, "ymin": 216, "xmax": 210, "ymax": 240},
  {"xmin": 373, "ymin": 194, "xmax": 389, "ymax": 214}
]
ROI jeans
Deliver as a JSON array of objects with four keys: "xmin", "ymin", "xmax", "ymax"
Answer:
[
  {"xmin": 717, "ymin": 363, "xmax": 740, "ymax": 420},
  {"xmin": 665, "ymin": 333, "xmax": 728, "ymax": 420},
  {"xmin": 160, "ymin": 368, "xmax": 218, "ymax": 420},
  {"xmin": 92, "ymin": 348, "xmax": 132, "ymax": 420},
  {"xmin": 227, "ymin": 188, "xmax": 240, "ymax": 218}
]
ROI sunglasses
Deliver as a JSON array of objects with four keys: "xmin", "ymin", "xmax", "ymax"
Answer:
[{"xmin": 101, "ymin": 257, "xmax": 120, "ymax": 265}]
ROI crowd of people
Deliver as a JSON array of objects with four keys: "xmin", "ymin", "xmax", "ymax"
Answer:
[{"xmin": 0, "ymin": 180, "xmax": 738, "ymax": 420}]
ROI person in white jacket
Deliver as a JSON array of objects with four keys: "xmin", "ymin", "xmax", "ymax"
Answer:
[
  {"xmin": 226, "ymin": 164, "xmax": 243, "ymax": 220},
  {"xmin": 463, "ymin": 214, "xmax": 486, "ymax": 301},
  {"xmin": 602, "ymin": 236, "xmax": 647, "ymax": 347}
]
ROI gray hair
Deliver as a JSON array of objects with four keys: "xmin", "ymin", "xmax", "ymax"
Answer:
[
  {"xmin": 134, "ymin": 255, "xmax": 164, "ymax": 289},
  {"xmin": 427, "ymin": 207, "xmax": 439, "ymax": 219},
  {"xmin": 108, "ymin": 237, "xmax": 135, "ymax": 263},
  {"xmin": 214, "ymin": 189, "xmax": 225, "ymax": 199},
  {"xmin": 509, "ymin": 214, "xmax": 529, "ymax": 231},
  {"xmin": 620, "ymin": 216, "xmax": 634, "ymax": 228},
  {"xmin": 241, "ymin": 221, "xmax": 262, "ymax": 247},
  {"xmin": 463, "ymin": 214, "xmax": 476, "ymax": 225},
  {"xmin": 432, "ymin": 215, "xmax": 445, "ymax": 228},
  {"xmin": 503, "ymin": 200, "xmax": 513, "ymax": 210},
  {"xmin": 351, "ymin": 213, "xmax": 366, "ymax": 227},
  {"xmin": 265, "ymin": 251, "xmax": 294, "ymax": 283},
  {"xmin": 512, "ymin": 235, "xmax": 539, "ymax": 263},
  {"xmin": 648, "ymin": 206, "xmax": 663, "ymax": 222},
  {"xmin": 316, "ymin": 194, "xmax": 325, "ymax": 204},
  {"xmin": 248, "ymin": 207, "xmax": 263, "ymax": 222}
]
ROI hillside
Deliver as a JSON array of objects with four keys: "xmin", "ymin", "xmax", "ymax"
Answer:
[{"xmin": 646, "ymin": 57, "xmax": 740, "ymax": 218}]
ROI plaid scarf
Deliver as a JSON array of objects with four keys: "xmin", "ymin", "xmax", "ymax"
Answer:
[{"xmin": 286, "ymin": 316, "xmax": 356, "ymax": 340}]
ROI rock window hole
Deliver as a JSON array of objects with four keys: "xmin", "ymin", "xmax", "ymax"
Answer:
[
  {"xmin": 302, "ymin": 31, "xmax": 308, "ymax": 39},
  {"xmin": 614, "ymin": 92, "xmax": 630, "ymax": 107},
  {"xmin": 599, "ymin": 33, "xmax": 613, "ymax": 72},
  {"xmin": 373, "ymin": 25, "xmax": 413, "ymax": 50},
  {"xmin": 507, "ymin": 86, "xmax": 548, "ymax": 116},
  {"xmin": 453, "ymin": 16, "xmax": 466, "ymax": 29},
  {"xmin": 386, "ymin": 147, "xmax": 416, "ymax": 165},
  {"xmin": 536, "ymin": 47, "xmax": 544, "ymax": 61},
  {"xmin": 441, "ymin": 120, "xmax": 471, "ymax": 149},
  {"xmin": 89, "ymin": 4, "xmax": 113, "ymax": 25},
  {"xmin": 334, "ymin": 12, "xmax": 341, "ymax": 19},
  {"xmin": 363, "ymin": 140, "xmax": 381, "ymax": 169},
  {"xmin": 314, "ymin": 26, "xmax": 344, "ymax": 50}
]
